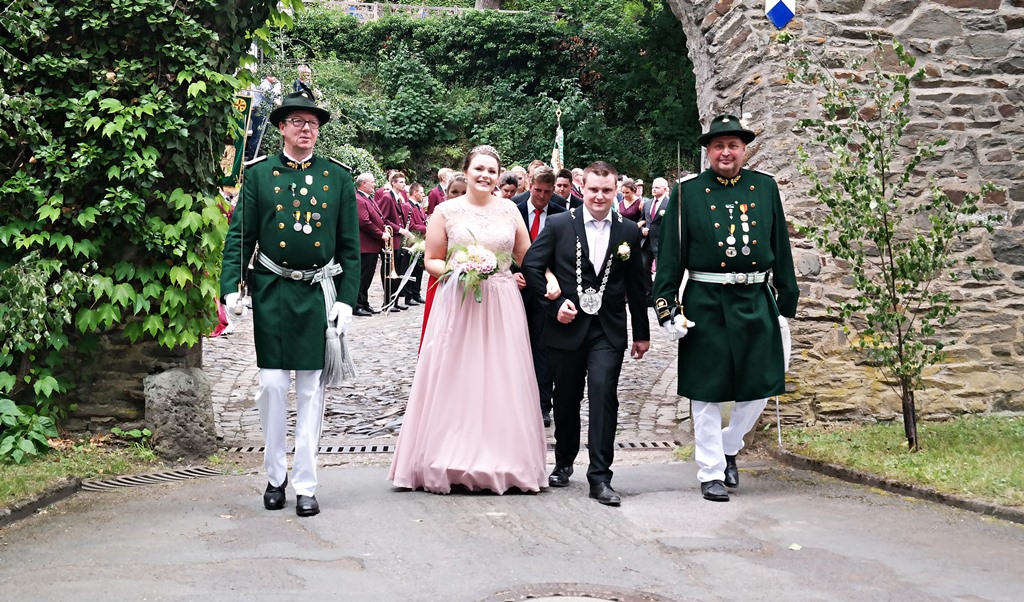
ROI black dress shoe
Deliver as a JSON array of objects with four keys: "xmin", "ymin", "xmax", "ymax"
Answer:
[
  {"xmin": 589, "ymin": 482, "xmax": 621, "ymax": 506},
  {"xmin": 542, "ymin": 412, "xmax": 552, "ymax": 428},
  {"xmin": 394, "ymin": 302, "xmax": 409, "ymax": 310},
  {"xmin": 411, "ymin": 295, "xmax": 426, "ymax": 304},
  {"xmin": 724, "ymin": 454, "xmax": 739, "ymax": 488},
  {"xmin": 701, "ymin": 480, "xmax": 730, "ymax": 502},
  {"xmin": 405, "ymin": 297, "xmax": 421, "ymax": 306},
  {"xmin": 296, "ymin": 494, "xmax": 320, "ymax": 517},
  {"xmin": 353, "ymin": 307, "xmax": 373, "ymax": 317},
  {"xmin": 263, "ymin": 477, "xmax": 287, "ymax": 510},
  {"xmin": 384, "ymin": 304, "xmax": 403, "ymax": 312},
  {"xmin": 548, "ymin": 464, "xmax": 573, "ymax": 487}
]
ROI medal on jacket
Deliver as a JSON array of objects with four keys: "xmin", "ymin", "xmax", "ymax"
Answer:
[
  {"xmin": 726, "ymin": 224, "xmax": 736, "ymax": 246},
  {"xmin": 572, "ymin": 209, "xmax": 613, "ymax": 315},
  {"xmin": 741, "ymin": 235, "xmax": 751, "ymax": 256}
]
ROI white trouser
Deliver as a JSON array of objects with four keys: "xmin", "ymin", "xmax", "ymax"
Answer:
[
  {"xmin": 256, "ymin": 369, "xmax": 326, "ymax": 496},
  {"xmin": 692, "ymin": 398, "xmax": 769, "ymax": 483}
]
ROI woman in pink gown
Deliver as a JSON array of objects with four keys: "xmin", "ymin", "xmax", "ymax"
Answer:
[{"xmin": 389, "ymin": 146, "xmax": 547, "ymax": 494}]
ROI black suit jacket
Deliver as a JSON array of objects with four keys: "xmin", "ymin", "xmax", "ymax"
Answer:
[
  {"xmin": 516, "ymin": 199, "xmax": 566, "ymax": 237},
  {"xmin": 522, "ymin": 209, "xmax": 650, "ymax": 352},
  {"xmin": 642, "ymin": 195, "xmax": 668, "ymax": 255},
  {"xmin": 512, "ymin": 191, "xmax": 568, "ymax": 209}
]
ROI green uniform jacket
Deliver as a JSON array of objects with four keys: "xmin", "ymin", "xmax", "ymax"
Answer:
[
  {"xmin": 652, "ymin": 168, "xmax": 798, "ymax": 402},
  {"xmin": 220, "ymin": 154, "xmax": 360, "ymax": 370}
]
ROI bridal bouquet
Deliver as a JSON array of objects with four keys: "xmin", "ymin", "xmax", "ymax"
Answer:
[{"xmin": 442, "ymin": 243, "xmax": 508, "ymax": 303}]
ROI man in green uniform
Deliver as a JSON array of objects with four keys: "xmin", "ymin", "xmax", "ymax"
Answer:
[
  {"xmin": 652, "ymin": 115, "xmax": 798, "ymax": 502},
  {"xmin": 221, "ymin": 88, "xmax": 360, "ymax": 517}
]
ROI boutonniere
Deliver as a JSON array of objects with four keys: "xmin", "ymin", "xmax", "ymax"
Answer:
[
  {"xmin": 616, "ymin": 241, "xmax": 631, "ymax": 261},
  {"xmin": 658, "ymin": 209, "xmax": 666, "ymax": 216}
]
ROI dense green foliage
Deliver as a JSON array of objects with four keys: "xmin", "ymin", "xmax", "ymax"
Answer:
[
  {"xmin": 267, "ymin": 0, "xmax": 700, "ymax": 182},
  {"xmin": 0, "ymin": 0, "xmax": 298, "ymax": 462},
  {"xmin": 786, "ymin": 38, "xmax": 1002, "ymax": 451}
]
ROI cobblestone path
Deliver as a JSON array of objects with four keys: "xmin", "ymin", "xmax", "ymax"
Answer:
[{"xmin": 205, "ymin": 286, "xmax": 687, "ymax": 446}]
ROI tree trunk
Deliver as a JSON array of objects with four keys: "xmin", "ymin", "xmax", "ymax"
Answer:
[
  {"xmin": 475, "ymin": 0, "xmax": 502, "ymax": 9},
  {"xmin": 901, "ymin": 378, "xmax": 918, "ymax": 452}
]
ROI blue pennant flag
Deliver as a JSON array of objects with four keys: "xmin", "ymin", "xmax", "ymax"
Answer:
[{"xmin": 765, "ymin": 0, "xmax": 796, "ymax": 29}]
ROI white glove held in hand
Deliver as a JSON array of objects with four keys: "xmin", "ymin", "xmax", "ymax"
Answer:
[
  {"xmin": 224, "ymin": 293, "xmax": 247, "ymax": 317},
  {"xmin": 662, "ymin": 315, "xmax": 695, "ymax": 341},
  {"xmin": 329, "ymin": 302, "xmax": 353, "ymax": 334}
]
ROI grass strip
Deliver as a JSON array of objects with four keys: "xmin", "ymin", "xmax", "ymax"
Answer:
[{"xmin": 782, "ymin": 415, "xmax": 1024, "ymax": 507}]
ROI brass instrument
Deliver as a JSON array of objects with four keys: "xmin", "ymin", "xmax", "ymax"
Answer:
[{"xmin": 383, "ymin": 225, "xmax": 399, "ymax": 280}]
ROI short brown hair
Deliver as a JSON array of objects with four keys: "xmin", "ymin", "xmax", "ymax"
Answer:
[
  {"xmin": 388, "ymin": 170, "xmax": 406, "ymax": 184},
  {"xmin": 531, "ymin": 166, "xmax": 556, "ymax": 186},
  {"xmin": 583, "ymin": 161, "xmax": 618, "ymax": 183}
]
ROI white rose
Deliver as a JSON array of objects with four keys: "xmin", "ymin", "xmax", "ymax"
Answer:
[{"xmin": 617, "ymin": 243, "xmax": 630, "ymax": 260}]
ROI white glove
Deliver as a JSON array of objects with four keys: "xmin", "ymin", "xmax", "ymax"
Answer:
[
  {"xmin": 329, "ymin": 302, "xmax": 353, "ymax": 334},
  {"xmin": 779, "ymin": 316, "xmax": 792, "ymax": 372},
  {"xmin": 662, "ymin": 315, "xmax": 695, "ymax": 341},
  {"xmin": 399, "ymin": 228, "xmax": 411, "ymax": 237},
  {"xmin": 224, "ymin": 292, "xmax": 247, "ymax": 317}
]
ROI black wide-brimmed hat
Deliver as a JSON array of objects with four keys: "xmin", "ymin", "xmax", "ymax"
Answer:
[
  {"xmin": 269, "ymin": 85, "xmax": 331, "ymax": 127},
  {"xmin": 697, "ymin": 114, "xmax": 755, "ymax": 147}
]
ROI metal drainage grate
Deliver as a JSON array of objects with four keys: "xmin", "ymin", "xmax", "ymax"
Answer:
[
  {"xmin": 81, "ymin": 466, "xmax": 223, "ymax": 492},
  {"xmin": 225, "ymin": 441, "xmax": 678, "ymax": 454}
]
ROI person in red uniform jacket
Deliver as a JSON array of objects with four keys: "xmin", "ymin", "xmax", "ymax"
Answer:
[
  {"xmin": 355, "ymin": 172, "xmax": 398, "ymax": 316},
  {"xmin": 403, "ymin": 182, "xmax": 429, "ymax": 305},
  {"xmin": 426, "ymin": 167, "xmax": 452, "ymax": 216},
  {"xmin": 375, "ymin": 170, "xmax": 413, "ymax": 310}
]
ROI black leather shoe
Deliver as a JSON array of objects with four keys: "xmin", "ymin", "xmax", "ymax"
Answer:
[
  {"xmin": 548, "ymin": 464, "xmax": 573, "ymax": 487},
  {"xmin": 394, "ymin": 302, "xmax": 409, "ymax": 310},
  {"xmin": 724, "ymin": 454, "xmax": 739, "ymax": 488},
  {"xmin": 405, "ymin": 297, "xmax": 421, "ymax": 306},
  {"xmin": 411, "ymin": 295, "xmax": 426, "ymax": 304},
  {"xmin": 701, "ymin": 480, "xmax": 730, "ymax": 502},
  {"xmin": 296, "ymin": 494, "xmax": 320, "ymax": 517},
  {"xmin": 589, "ymin": 482, "xmax": 621, "ymax": 506},
  {"xmin": 384, "ymin": 304, "xmax": 403, "ymax": 312},
  {"xmin": 263, "ymin": 477, "xmax": 287, "ymax": 510},
  {"xmin": 542, "ymin": 412, "xmax": 552, "ymax": 428},
  {"xmin": 354, "ymin": 306, "xmax": 373, "ymax": 317}
]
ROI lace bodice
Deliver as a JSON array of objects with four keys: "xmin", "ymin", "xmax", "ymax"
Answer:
[{"xmin": 438, "ymin": 198, "xmax": 519, "ymax": 271}]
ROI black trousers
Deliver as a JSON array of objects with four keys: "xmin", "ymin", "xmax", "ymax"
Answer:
[
  {"xmin": 641, "ymin": 245, "xmax": 655, "ymax": 304},
  {"xmin": 548, "ymin": 319, "xmax": 623, "ymax": 486},
  {"xmin": 524, "ymin": 295, "xmax": 553, "ymax": 415},
  {"xmin": 358, "ymin": 252, "xmax": 378, "ymax": 309},
  {"xmin": 404, "ymin": 250, "xmax": 424, "ymax": 301}
]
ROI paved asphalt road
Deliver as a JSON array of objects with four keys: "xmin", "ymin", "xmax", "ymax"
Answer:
[{"xmin": 2, "ymin": 454, "xmax": 1022, "ymax": 602}]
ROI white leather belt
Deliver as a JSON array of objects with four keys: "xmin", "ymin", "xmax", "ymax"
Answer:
[{"xmin": 688, "ymin": 270, "xmax": 767, "ymax": 285}]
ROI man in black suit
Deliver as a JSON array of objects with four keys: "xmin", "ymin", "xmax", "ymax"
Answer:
[
  {"xmin": 511, "ymin": 166, "xmax": 568, "ymax": 209},
  {"xmin": 522, "ymin": 161, "xmax": 651, "ymax": 507},
  {"xmin": 516, "ymin": 171, "xmax": 567, "ymax": 428},
  {"xmin": 554, "ymin": 168, "xmax": 584, "ymax": 209},
  {"xmin": 641, "ymin": 176, "xmax": 670, "ymax": 304}
]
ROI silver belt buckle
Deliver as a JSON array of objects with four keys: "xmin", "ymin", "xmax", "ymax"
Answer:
[
  {"xmin": 290, "ymin": 270, "xmax": 303, "ymax": 281},
  {"xmin": 735, "ymin": 272, "xmax": 747, "ymax": 284}
]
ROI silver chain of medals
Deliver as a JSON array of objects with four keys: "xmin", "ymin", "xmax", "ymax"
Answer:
[{"xmin": 575, "ymin": 229, "xmax": 613, "ymax": 315}]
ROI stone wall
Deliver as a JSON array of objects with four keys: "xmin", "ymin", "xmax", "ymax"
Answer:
[
  {"xmin": 664, "ymin": 0, "xmax": 1024, "ymax": 422},
  {"xmin": 64, "ymin": 332, "xmax": 201, "ymax": 432}
]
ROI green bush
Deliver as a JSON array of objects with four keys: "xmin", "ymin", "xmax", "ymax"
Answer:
[
  {"xmin": 273, "ymin": 1, "xmax": 700, "ymax": 179},
  {"xmin": 0, "ymin": 0, "xmax": 298, "ymax": 462}
]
